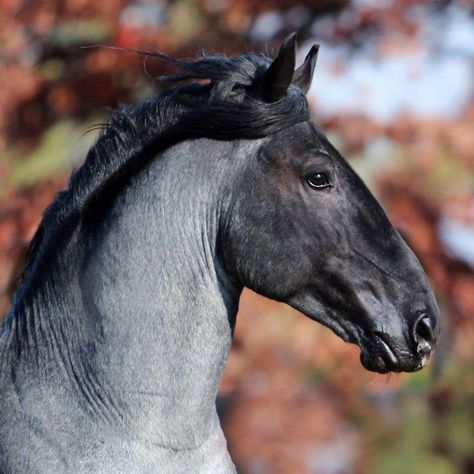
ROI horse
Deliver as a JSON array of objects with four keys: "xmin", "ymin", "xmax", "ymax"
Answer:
[{"xmin": 0, "ymin": 33, "xmax": 439, "ymax": 473}]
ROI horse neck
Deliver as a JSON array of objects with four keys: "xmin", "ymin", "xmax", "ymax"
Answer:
[
  {"xmin": 89, "ymin": 139, "xmax": 244, "ymax": 441},
  {"xmin": 27, "ymin": 139, "xmax": 241, "ymax": 447}
]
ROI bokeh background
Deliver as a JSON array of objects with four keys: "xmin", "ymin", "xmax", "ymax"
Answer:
[{"xmin": 1, "ymin": 0, "xmax": 473, "ymax": 472}]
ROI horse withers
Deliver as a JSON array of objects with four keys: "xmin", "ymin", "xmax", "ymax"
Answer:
[{"xmin": 0, "ymin": 34, "xmax": 439, "ymax": 472}]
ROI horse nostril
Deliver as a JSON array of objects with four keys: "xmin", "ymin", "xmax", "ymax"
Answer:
[{"xmin": 413, "ymin": 315, "xmax": 434, "ymax": 355}]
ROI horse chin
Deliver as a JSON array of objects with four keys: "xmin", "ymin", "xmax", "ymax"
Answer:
[{"xmin": 360, "ymin": 351, "xmax": 396, "ymax": 374}]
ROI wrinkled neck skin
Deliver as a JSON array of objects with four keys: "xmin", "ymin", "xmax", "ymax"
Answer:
[
  {"xmin": 80, "ymin": 140, "xmax": 248, "ymax": 457},
  {"xmin": 4, "ymin": 139, "xmax": 255, "ymax": 472}
]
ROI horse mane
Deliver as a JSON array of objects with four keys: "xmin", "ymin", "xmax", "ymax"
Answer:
[{"xmin": 14, "ymin": 50, "xmax": 310, "ymax": 304}]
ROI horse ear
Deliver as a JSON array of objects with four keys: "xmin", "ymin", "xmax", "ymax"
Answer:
[
  {"xmin": 261, "ymin": 32, "xmax": 297, "ymax": 102},
  {"xmin": 293, "ymin": 44, "xmax": 319, "ymax": 94}
]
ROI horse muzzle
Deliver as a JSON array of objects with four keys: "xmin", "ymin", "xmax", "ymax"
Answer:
[{"xmin": 359, "ymin": 313, "xmax": 439, "ymax": 374}]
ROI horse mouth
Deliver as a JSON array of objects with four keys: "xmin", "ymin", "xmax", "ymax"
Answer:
[
  {"xmin": 359, "ymin": 333, "xmax": 431, "ymax": 374},
  {"xmin": 322, "ymin": 321, "xmax": 406, "ymax": 373},
  {"xmin": 378, "ymin": 335, "xmax": 399, "ymax": 368}
]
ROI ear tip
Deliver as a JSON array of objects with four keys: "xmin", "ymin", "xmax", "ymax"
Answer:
[
  {"xmin": 282, "ymin": 32, "xmax": 298, "ymax": 48},
  {"xmin": 293, "ymin": 43, "xmax": 320, "ymax": 94},
  {"xmin": 308, "ymin": 44, "xmax": 320, "ymax": 56}
]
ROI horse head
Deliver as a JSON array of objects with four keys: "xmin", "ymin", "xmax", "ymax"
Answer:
[{"xmin": 222, "ymin": 34, "xmax": 440, "ymax": 373}]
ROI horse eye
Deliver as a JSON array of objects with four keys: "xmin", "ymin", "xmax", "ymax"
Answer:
[{"xmin": 306, "ymin": 172, "xmax": 331, "ymax": 189}]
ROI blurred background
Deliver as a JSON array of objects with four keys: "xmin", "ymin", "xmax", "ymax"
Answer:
[{"xmin": 0, "ymin": 0, "xmax": 473, "ymax": 472}]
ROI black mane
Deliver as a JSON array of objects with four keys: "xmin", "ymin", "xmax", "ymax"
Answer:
[{"xmin": 15, "ymin": 51, "xmax": 310, "ymax": 303}]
